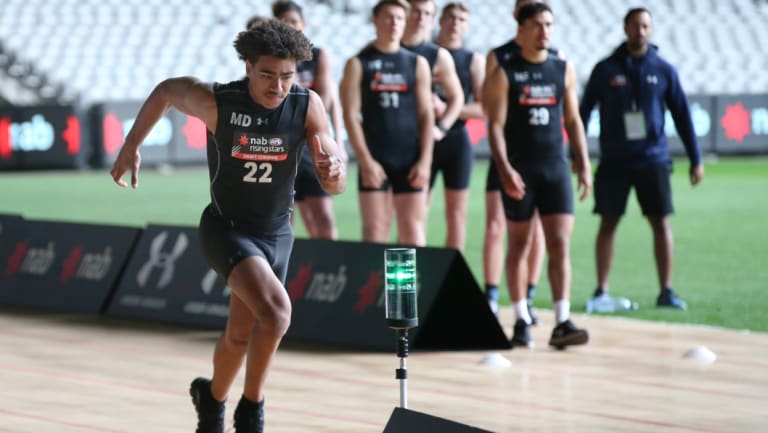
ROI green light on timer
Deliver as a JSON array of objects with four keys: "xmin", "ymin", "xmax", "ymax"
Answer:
[{"xmin": 385, "ymin": 248, "xmax": 418, "ymax": 329}]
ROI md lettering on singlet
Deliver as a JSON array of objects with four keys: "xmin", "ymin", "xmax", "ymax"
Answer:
[
  {"xmin": 136, "ymin": 231, "xmax": 189, "ymax": 289},
  {"xmin": 230, "ymin": 112, "xmax": 269, "ymax": 127}
]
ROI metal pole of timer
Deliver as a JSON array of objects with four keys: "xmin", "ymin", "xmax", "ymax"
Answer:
[{"xmin": 384, "ymin": 248, "xmax": 419, "ymax": 409}]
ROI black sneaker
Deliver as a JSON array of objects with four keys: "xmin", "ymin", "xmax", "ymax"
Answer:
[
  {"xmin": 511, "ymin": 319, "xmax": 534, "ymax": 348},
  {"xmin": 657, "ymin": 289, "xmax": 688, "ymax": 310},
  {"xmin": 189, "ymin": 377, "xmax": 225, "ymax": 433},
  {"xmin": 527, "ymin": 299, "xmax": 539, "ymax": 326},
  {"xmin": 548, "ymin": 319, "xmax": 589, "ymax": 350},
  {"xmin": 234, "ymin": 396, "xmax": 265, "ymax": 433}
]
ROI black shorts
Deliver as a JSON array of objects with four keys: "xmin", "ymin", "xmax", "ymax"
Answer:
[
  {"xmin": 294, "ymin": 146, "xmax": 330, "ymax": 201},
  {"xmin": 501, "ymin": 158, "xmax": 573, "ymax": 221},
  {"xmin": 358, "ymin": 161, "xmax": 424, "ymax": 194},
  {"xmin": 486, "ymin": 159, "xmax": 501, "ymax": 192},
  {"xmin": 593, "ymin": 162, "xmax": 674, "ymax": 216},
  {"xmin": 429, "ymin": 127, "xmax": 473, "ymax": 190},
  {"xmin": 198, "ymin": 206, "xmax": 294, "ymax": 283}
]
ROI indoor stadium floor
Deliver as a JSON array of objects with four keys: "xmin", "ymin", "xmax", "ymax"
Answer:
[{"xmin": 0, "ymin": 308, "xmax": 765, "ymax": 432}]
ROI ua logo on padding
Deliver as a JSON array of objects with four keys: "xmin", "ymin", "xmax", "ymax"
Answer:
[{"xmin": 136, "ymin": 231, "xmax": 188, "ymax": 289}]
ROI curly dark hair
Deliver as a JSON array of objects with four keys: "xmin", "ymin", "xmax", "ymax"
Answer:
[{"xmin": 233, "ymin": 19, "xmax": 312, "ymax": 64}]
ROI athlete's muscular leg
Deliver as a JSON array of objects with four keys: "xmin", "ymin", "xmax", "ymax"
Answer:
[
  {"xmin": 359, "ymin": 191, "xmax": 394, "ymax": 243},
  {"xmin": 540, "ymin": 213, "xmax": 574, "ymax": 302},
  {"xmin": 210, "ymin": 293, "xmax": 253, "ymax": 402},
  {"xmin": 223, "ymin": 256, "xmax": 292, "ymax": 403},
  {"xmin": 297, "ymin": 196, "xmax": 338, "ymax": 240},
  {"xmin": 647, "ymin": 215, "xmax": 673, "ymax": 289},
  {"xmin": 596, "ymin": 215, "xmax": 621, "ymax": 291},
  {"xmin": 393, "ymin": 191, "xmax": 428, "ymax": 246},
  {"xmin": 483, "ymin": 190, "xmax": 506, "ymax": 288},
  {"xmin": 505, "ymin": 219, "xmax": 533, "ymax": 304},
  {"xmin": 444, "ymin": 188, "xmax": 469, "ymax": 251},
  {"xmin": 527, "ymin": 210, "xmax": 546, "ymax": 287}
]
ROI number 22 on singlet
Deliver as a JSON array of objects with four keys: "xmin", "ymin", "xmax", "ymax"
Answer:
[{"xmin": 242, "ymin": 161, "xmax": 273, "ymax": 183}]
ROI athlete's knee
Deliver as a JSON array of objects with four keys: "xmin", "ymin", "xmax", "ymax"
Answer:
[
  {"xmin": 258, "ymin": 301, "xmax": 292, "ymax": 338},
  {"xmin": 222, "ymin": 323, "xmax": 251, "ymax": 353}
]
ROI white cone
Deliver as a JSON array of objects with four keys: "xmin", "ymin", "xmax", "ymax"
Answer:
[
  {"xmin": 682, "ymin": 345, "xmax": 717, "ymax": 364},
  {"xmin": 479, "ymin": 352, "xmax": 512, "ymax": 368}
]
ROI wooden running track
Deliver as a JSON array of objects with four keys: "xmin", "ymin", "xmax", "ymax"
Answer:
[{"xmin": 1, "ymin": 308, "xmax": 765, "ymax": 432}]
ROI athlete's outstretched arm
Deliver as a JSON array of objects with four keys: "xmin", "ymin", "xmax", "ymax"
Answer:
[
  {"xmin": 305, "ymin": 90, "xmax": 346, "ymax": 195},
  {"xmin": 110, "ymin": 77, "xmax": 216, "ymax": 188},
  {"xmin": 562, "ymin": 61, "xmax": 592, "ymax": 202}
]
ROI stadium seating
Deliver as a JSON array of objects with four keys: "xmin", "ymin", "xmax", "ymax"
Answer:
[{"xmin": 1, "ymin": 0, "xmax": 766, "ymax": 106}]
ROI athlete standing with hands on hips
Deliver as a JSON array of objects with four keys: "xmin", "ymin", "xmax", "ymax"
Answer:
[{"xmin": 111, "ymin": 20, "xmax": 346, "ymax": 433}]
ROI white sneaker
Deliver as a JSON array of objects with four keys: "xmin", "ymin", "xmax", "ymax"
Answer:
[
  {"xmin": 488, "ymin": 297, "xmax": 499, "ymax": 316},
  {"xmin": 585, "ymin": 293, "xmax": 638, "ymax": 314}
]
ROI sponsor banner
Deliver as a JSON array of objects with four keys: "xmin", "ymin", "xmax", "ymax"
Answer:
[
  {"xmin": 584, "ymin": 94, "xmax": 715, "ymax": 158},
  {"xmin": 0, "ymin": 219, "xmax": 141, "ymax": 313},
  {"xmin": 106, "ymin": 224, "xmax": 230, "ymax": 328},
  {"xmin": 714, "ymin": 94, "xmax": 768, "ymax": 154},
  {"xmin": 0, "ymin": 105, "xmax": 86, "ymax": 170},
  {"xmin": 285, "ymin": 239, "xmax": 510, "ymax": 351},
  {"xmin": 170, "ymin": 110, "xmax": 208, "ymax": 164},
  {"xmin": 90, "ymin": 101, "xmax": 173, "ymax": 168}
]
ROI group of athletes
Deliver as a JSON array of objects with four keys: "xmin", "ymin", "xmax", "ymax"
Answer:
[{"xmin": 110, "ymin": 0, "xmax": 703, "ymax": 431}]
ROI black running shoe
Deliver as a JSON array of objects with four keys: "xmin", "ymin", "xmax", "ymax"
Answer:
[
  {"xmin": 548, "ymin": 319, "xmax": 589, "ymax": 350},
  {"xmin": 657, "ymin": 289, "xmax": 688, "ymax": 310},
  {"xmin": 511, "ymin": 319, "xmax": 534, "ymax": 348},
  {"xmin": 189, "ymin": 377, "xmax": 225, "ymax": 433},
  {"xmin": 234, "ymin": 396, "xmax": 265, "ymax": 433}
]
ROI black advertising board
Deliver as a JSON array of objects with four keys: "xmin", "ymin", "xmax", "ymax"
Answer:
[
  {"xmin": 285, "ymin": 239, "xmax": 510, "ymax": 351},
  {"xmin": 714, "ymin": 94, "xmax": 768, "ymax": 154},
  {"xmin": 0, "ymin": 105, "xmax": 86, "ymax": 169},
  {"xmin": 584, "ymin": 94, "xmax": 715, "ymax": 158},
  {"xmin": 0, "ymin": 219, "xmax": 141, "ymax": 313},
  {"xmin": 106, "ymin": 224, "xmax": 230, "ymax": 328}
]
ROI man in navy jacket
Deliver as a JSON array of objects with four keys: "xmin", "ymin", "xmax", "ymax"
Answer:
[{"xmin": 580, "ymin": 7, "xmax": 704, "ymax": 311}]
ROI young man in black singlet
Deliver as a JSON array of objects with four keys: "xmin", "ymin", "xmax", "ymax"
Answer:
[
  {"xmin": 110, "ymin": 20, "xmax": 346, "ymax": 433},
  {"xmin": 340, "ymin": 0, "xmax": 434, "ymax": 246},
  {"xmin": 272, "ymin": 0, "xmax": 348, "ymax": 240},
  {"xmin": 484, "ymin": 2, "xmax": 591, "ymax": 350}
]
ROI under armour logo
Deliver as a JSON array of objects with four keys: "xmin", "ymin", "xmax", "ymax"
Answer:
[
  {"xmin": 646, "ymin": 75, "xmax": 658, "ymax": 84},
  {"xmin": 255, "ymin": 117, "xmax": 268, "ymax": 126},
  {"xmin": 136, "ymin": 231, "xmax": 189, "ymax": 289},
  {"xmin": 201, "ymin": 268, "xmax": 231, "ymax": 297}
]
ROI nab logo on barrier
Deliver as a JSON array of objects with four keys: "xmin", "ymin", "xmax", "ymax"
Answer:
[
  {"xmin": 106, "ymin": 224, "xmax": 230, "ymax": 328},
  {"xmin": 0, "ymin": 218, "xmax": 140, "ymax": 314},
  {"xmin": 284, "ymin": 239, "xmax": 511, "ymax": 351}
]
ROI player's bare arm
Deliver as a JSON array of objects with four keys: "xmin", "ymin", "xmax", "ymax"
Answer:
[
  {"xmin": 409, "ymin": 55, "xmax": 435, "ymax": 189},
  {"xmin": 340, "ymin": 56, "xmax": 386, "ymax": 188},
  {"xmin": 460, "ymin": 52, "xmax": 486, "ymax": 120},
  {"xmin": 484, "ymin": 66, "xmax": 524, "ymax": 200},
  {"xmin": 433, "ymin": 47, "xmax": 464, "ymax": 133},
  {"xmin": 562, "ymin": 61, "xmax": 592, "ymax": 201},
  {"xmin": 305, "ymin": 90, "xmax": 346, "ymax": 195},
  {"xmin": 111, "ymin": 77, "xmax": 216, "ymax": 188}
]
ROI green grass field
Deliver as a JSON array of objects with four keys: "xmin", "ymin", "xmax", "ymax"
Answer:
[{"xmin": 2, "ymin": 157, "xmax": 766, "ymax": 332}]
